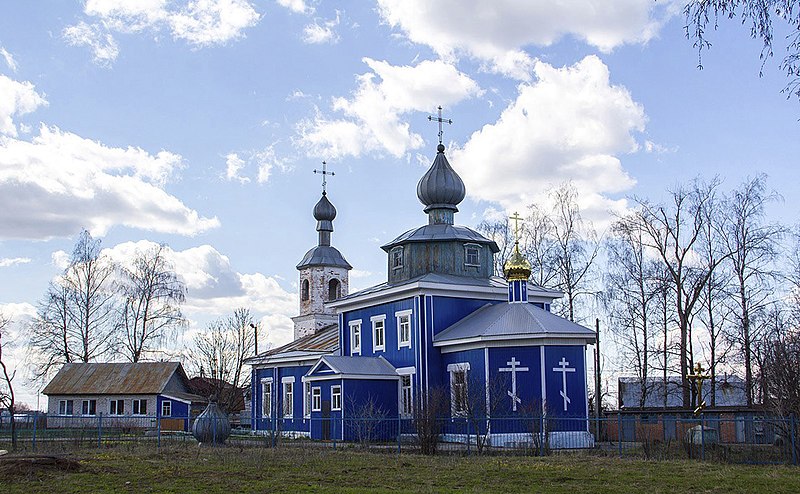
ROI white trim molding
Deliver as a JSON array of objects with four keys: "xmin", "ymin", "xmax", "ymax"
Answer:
[
  {"xmin": 395, "ymin": 309, "xmax": 413, "ymax": 350},
  {"xmin": 349, "ymin": 319, "xmax": 362, "ymax": 355},
  {"xmin": 371, "ymin": 314, "xmax": 386, "ymax": 353}
]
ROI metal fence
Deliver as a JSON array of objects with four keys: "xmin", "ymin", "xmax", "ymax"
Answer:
[{"xmin": 1, "ymin": 412, "xmax": 797, "ymax": 465}]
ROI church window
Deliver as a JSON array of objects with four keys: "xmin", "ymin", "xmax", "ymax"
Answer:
[
  {"xmin": 331, "ymin": 385, "xmax": 342, "ymax": 411},
  {"xmin": 301, "ymin": 279, "xmax": 310, "ymax": 301},
  {"xmin": 447, "ymin": 363, "xmax": 470, "ymax": 417},
  {"xmin": 328, "ymin": 278, "xmax": 341, "ymax": 301},
  {"xmin": 350, "ymin": 320, "xmax": 362, "ymax": 355},
  {"xmin": 311, "ymin": 387, "xmax": 321, "ymax": 412},
  {"xmin": 400, "ymin": 374, "xmax": 413, "ymax": 416},
  {"xmin": 464, "ymin": 244, "xmax": 480, "ymax": 267},
  {"xmin": 304, "ymin": 382, "xmax": 312, "ymax": 417},
  {"xmin": 261, "ymin": 379, "xmax": 273, "ymax": 419},
  {"xmin": 391, "ymin": 247, "xmax": 404, "ymax": 269},
  {"xmin": 371, "ymin": 315, "xmax": 386, "ymax": 352},
  {"xmin": 396, "ymin": 309, "xmax": 412, "ymax": 349},
  {"xmin": 282, "ymin": 377, "xmax": 295, "ymax": 418}
]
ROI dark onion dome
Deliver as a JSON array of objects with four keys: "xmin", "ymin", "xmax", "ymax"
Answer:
[
  {"xmin": 313, "ymin": 192, "xmax": 337, "ymax": 232},
  {"xmin": 417, "ymin": 144, "xmax": 466, "ymax": 213},
  {"xmin": 503, "ymin": 242, "xmax": 532, "ymax": 281}
]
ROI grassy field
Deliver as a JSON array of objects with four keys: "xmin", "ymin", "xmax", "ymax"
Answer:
[{"xmin": 2, "ymin": 445, "xmax": 799, "ymax": 493}]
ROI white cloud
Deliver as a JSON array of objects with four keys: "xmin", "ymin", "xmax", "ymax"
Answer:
[
  {"xmin": 377, "ymin": 0, "xmax": 677, "ymax": 79},
  {"xmin": 63, "ymin": 21, "xmax": 120, "ymax": 65},
  {"xmin": 254, "ymin": 145, "xmax": 291, "ymax": 183},
  {"xmin": 302, "ymin": 13, "xmax": 340, "ymax": 44},
  {"xmin": 0, "ymin": 123, "xmax": 220, "ymax": 240},
  {"xmin": 0, "ymin": 257, "xmax": 31, "ymax": 268},
  {"xmin": 0, "ymin": 75, "xmax": 48, "ymax": 137},
  {"xmin": 0, "ymin": 47, "xmax": 18, "ymax": 72},
  {"xmin": 297, "ymin": 58, "xmax": 482, "ymax": 158},
  {"xmin": 65, "ymin": 0, "xmax": 260, "ymax": 63},
  {"xmin": 277, "ymin": 0, "xmax": 313, "ymax": 15},
  {"xmin": 452, "ymin": 56, "xmax": 645, "ymax": 227},
  {"xmin": 225, "ymin": 152, "xmax": 250, "ymax": 183}
]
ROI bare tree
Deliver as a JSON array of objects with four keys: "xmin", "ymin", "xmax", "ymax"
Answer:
[
  {"xmin": 632, "ymin": 180, "xmax": 730, "ymax": 408},
  {"xmin": 29, "ymin": 230, "xmax": 118, "ymax": 379},
  {"xmin": 722, "ymin": 175, "xmax": 785, "ymax": 406},
  {"xmin": 548, "ymin": 182, "xmax": 599, "ymax": 322},
  {"xmin": 0, "ymin": 313, "xmax": 17, "ymax": 449},
  {"xmin": 477, "ymin": 217, "xmax": 514, "ymax": 276},
  {"xmin": 192, "ymin": 308, "xmax": 257, "ymax": 412},
  {"xmin": 119, "ymin": 243, "xmax": 187, "ymax": 362},
  {"xmin": 605, "ymin": 214, "xmax": 662, "ymax": 408},
  {"xmin": 523, "ymin": 204, "xmax": 558, "ymax": 288}
]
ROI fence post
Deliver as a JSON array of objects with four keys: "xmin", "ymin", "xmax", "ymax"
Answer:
[
  {"xmin": 97, "ymin": 413, "xmax": 102, "ymax": 448},
  {"xmin": 791, "ymin": 414, "xmax": 797, "ymax": 466},
  {"xmin": 617, "ymin": 412, "xmax": 622, "ymax": 458},
  {"xmin": 466, "ymin": 419, "xmax": 471, "ymax": 455},
  {"xmin": 700, "ymin": 413, "xmax": 705, "ymax": 461},
  {"xmin": 157, "ymin": 411, "xmax": 162, "ymax": 449},
  {"xmin": 397, "ymin": 414, "xmax": 401, "ymax": 454},
  {"xmin": 212, "ymin": 415, "xmax": 217, "ymax": 447},
  {"xmin": 32, "ymin": 410, "xmax": 38, "ymax": 452}
]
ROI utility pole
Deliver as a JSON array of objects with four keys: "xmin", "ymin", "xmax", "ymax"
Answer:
[{"xmin": 595, "ymin": 318, "xmax": 601, "ymax": 439}]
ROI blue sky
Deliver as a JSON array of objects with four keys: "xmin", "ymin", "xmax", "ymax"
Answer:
[{"xmin": 1, "ymin": 1, "xmax": 798, "ymax": 407}]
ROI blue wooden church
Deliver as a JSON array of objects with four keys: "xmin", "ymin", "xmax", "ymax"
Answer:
[{"xmin": 247, "ymin": 139, "xmax": 596, "ymax": 448}]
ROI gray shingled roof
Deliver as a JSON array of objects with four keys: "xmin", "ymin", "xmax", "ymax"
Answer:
[
  {"xmin": 245, "ymin": 324, "xmax": 339, "ymax": 365},
  {"xmin": 316, "ymin": 355, "xmax": 398, "ymax": 377},
  {"xmin": 296, "ymin": 245, "xmax": 352, "ymax": 269},
  {"xmin": 382, "ymin": 223, "xmax": 499, "ymax": 252},
  {"xmin": 42, "ymin": 362, "xmax": 188, "ymax": 396},
  {"xmin": 434, "ymin": 302, "xmax": 596, "ymax": 344}
]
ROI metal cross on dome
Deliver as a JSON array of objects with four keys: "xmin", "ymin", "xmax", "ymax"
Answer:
[
  {"xmin": 428, "ymin": 105, "xmax": 452, "ymax": 145},
  {"xmin": 313, "ymin": 161, "xmax": 334, "ymax": 194},
  {"xmin": 509, "ymin": 212, "xmax": 523, "ymax": 243}
]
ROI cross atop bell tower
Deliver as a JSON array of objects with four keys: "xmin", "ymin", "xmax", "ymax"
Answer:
[
  {"xmin": 313, "ymin": 161, "xmax": 335, "ymax": 194},
  {"xmin": 428, "ymin": 105, "xmax": 452, "ymax": 145}
]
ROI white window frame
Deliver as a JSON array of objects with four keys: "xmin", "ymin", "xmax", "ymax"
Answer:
[
  {"xmin": 132, "ymin": 399, "xmax": 148, "ymax": 415},
  {"xmin": 331, "ymin": 385, "xmax": 342, "ymax": 411},
  {"xmin": 349, "ymin": 319, "xmax": 362, "ymax": 355},
  {"xmin": 397, "ymin": 367, "xmax": 415, "ymax": 417},
  {"xmin": 304, "ymin": 381, "xmax": 312, "ymax": 418},
  {"xmin": 311, "ymin": 387, "xmax": 322, "ymax": 412},
  {"xmin": 282, "ymin": 377, "xmax": 295, "ymax": 418},
  {"xmin": 371, "ymin": 315, "xmax": 386, "ymax": 352},
  {"xmin": 395, "ymin": 309, "xmax": 412, "ymax": 349},
  {"xmin": 161, "ymin": 400, "xmax": 172, "ymax": 417},
  {"xmin": 464, "ymin": 243, "xmax": 481, "ymax": 267},
  {"xmin": 261, "ymin": 378, "xmax": 273, "ymax": 419},
  {"xmin": 447, "ymin": 363, "xmax": 470, "ymax": 417},
  {"xmin": 109, "ymin": 399, "xmax": 124, "ymax": 415},
  {"xmin": 59, "ymin": 399, "xmax": 73, "ymax": 415},
  {"xmin": 391, "ymin": 246, "xmax": 404, "ymax": 269},
  {"xmin": 81, "ymin": 399, "xmax": 97, "ymax": 416}
]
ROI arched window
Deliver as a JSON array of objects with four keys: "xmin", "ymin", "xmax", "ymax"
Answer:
[
  {"xmin": 328, "ymin": 278, "xmax": 341, "ymax": 301},
  {"xmin": 301, "ymin": 279, "xmax": 310, "ymax": 301}
]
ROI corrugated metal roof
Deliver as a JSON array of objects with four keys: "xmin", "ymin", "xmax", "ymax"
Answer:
[
  {"xmin": 245, "ymin": 324, "xmax": 338, "ymax": 365},
  {"xmin": 42, "ymin": 362, "xmax": 187, "ymax": 395},
  {"xmin": 618, "ymin": 375, "xmax": 747, "ymax": 408},
  {"xmin": 434, "ymin": 302, "xmax": 596, "ymax": 343},
  {"xmin": 382, "ymin": 223, "xmax": 499, "ymax": 252},
  {"xmin": 319, "ymin": 355, "xmax": 398, "ymax": 377}
]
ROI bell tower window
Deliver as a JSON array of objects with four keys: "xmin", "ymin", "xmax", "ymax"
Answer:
[
  {"xmin": 301, "ymin": 279, "xmax": 310, "ymax": 301},
  {"xmin": 391, "ymin": 247, "xmax": 404, "ymax": 270},
  {"xmin": 328, "ymin": 278, "xmax": 341, "ymax": 301}
]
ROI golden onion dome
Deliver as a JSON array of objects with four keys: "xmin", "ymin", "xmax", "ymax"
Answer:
[{"xmin": 503, "ymin": 242, "xmax": 531, "ymax": 281}]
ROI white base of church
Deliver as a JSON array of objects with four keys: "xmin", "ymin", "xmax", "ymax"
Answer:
[{"xmin": 441, "ymin": 431, "xmax": 595, "ymax": 450}]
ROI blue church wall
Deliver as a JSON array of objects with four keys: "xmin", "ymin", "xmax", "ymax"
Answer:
[
  {"xmin": 543, "ymin": 345, "xmax": 588, "ymax": 432},
  {"xmin": 488, "ymin": 346, "xmax": 543, "ymax": 419},
  {"xmin": 342, "ymin": 379, "xmax": 399, "ymax": 442},
  {"xmin": 341, "ymin": 297, "xmax": 416, "ymax": 369},
  {"xmin": 250, "ymin": 364, "xmax": 313, "ymax": 433},
  {"xmin": 309, "ymin": 379, "xmax": 343, "ymax": 441}
]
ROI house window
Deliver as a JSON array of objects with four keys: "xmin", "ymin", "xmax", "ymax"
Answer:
[
  {"xmin": 328, "ymin": 278, "xmax": 341, "ymax": 301},
  {"xmin": 371, "ymin": 315, "xmax": 386, "ymax": 352},
  {"xmin": 161, "ymin": 400, "xmax": 172, "ymax": 417},
  {"xmin": 301, "ymin": 279, "xmax": 310, "ymax": 301},
  {"xmin": 261, "ymin": 379, "xmax": 273, "ymax": 419},
  {"xmin": 331, "ymin": 385, "xmax": 341, "ymax": 411},
  {"xmin": 312, "ymin": 387, "xmax": 322, "ymax": 412},
  {"xmin": 58, "ymin": 400, "xmax": 74, "ymax": 415},
  {"xmin": 109, "ymin": 399, "xmax": 124, "ymax": 415},
  {"xmin": 465, "ymin": 244, "xmax": 480, "ymax": 267},
  {"xmin": 350, "ymin": 320, "xmax": 362, "ymax": 355},
  {"xmin": 304, "ymin": 381, "xmax": 312, "ymax": 417},
  {"xmin": 391, "ymin": 247, "xmax": 403, "ymax": 269},
  {"xmin": 396, "ymin": 310, "xmax": 412, "ymax": 349},
  {"xmin": 447, "ymin": 363, "xmax": 470, "ymax": 416},
  {"xmin": 400, "ymin": 375, "xmax": 413, "ymax": 416},
  {"xmin": 282, "ymin": 377, "xmax": 295, "ymax": 418},
  {"xmin": 132, "ymin": 399, "xmax": 148, "ymax": 415},
  {"xmin": 81, "ymin": 399, "xmax": 97, "ymax": 416}
]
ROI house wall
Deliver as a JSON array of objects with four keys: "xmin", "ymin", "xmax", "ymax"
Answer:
[
  {"xmin": 157, "ymin": 395, "xmax": 190, "ymax": 431},
  {"xmin": 252, "ymin": 364, "xmax": 314, "ymax": 434},
  {"xmin": 46, "ymin": 394, "xmax": 159, "ymax": 429}
]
